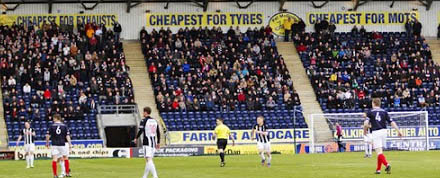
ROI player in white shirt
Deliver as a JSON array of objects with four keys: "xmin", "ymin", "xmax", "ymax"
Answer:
[
  {"xmin": 134, "ymin": 107, "xmax": 161, "ymax": 178},
  {"xmin": 16, "ymin": 121, "xmax": 36, "ymax": 168},
  {"xmin": 251, "ymin": 116, "xmax": 272, "ymax": 167}
]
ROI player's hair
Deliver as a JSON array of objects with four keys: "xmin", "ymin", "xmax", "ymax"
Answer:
[
  {"xmin": 144, "ymin": 107, "xmax": 152, "ymax": 114},
  {"xmin": 257, "ymin": 116, "xmax": 264, "ymax": 120},
  {"xmin": 53, "ymin": 114, "xmax": 61, "ymax": 121},
  {"xmin": 216, "ymin": 118, "xmax": 224, "ymax": 123},
  {"xmin": 372, "ymin": 98, "xmax": 381, "ymax": 107}
]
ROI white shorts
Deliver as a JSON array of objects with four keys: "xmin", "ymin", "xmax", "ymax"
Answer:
[
  {"xmin": 143, "ymin": 146, "xmax": 155, "ymax": 158},
  {"xmin": 51, "ymin": 145, "xmax": 69, "ymax": 158},
  {"xmin": 64, "ymin": 144, "xmax": 70, "ymax": 157},
  {"xmin": 24, "ymin": 144, "xmax": 35, "ymax": 153},
  {"xmin": 257, "ymin": 142, "xmax": 271, "ymax": 152},
  {"xmin": 372, "ymin": 129, "xmax": 387, "ymax": 149},
  {"xmin": 364, "ymin": 133, "xmax": 373, "ymax": 143}
]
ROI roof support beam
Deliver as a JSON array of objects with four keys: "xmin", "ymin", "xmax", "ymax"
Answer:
[
  {"xmin": 48, "ymin": 0, "xmax": 53, "ymax": 13},
  {"xmin": 310, "ymin": 0, "xmax": 329, "ymax": 9},
  {"xmin": 236, "ymin": 0, "xmax": 254, "ymax": 9},
  {"xmin": 126, "ymin": 0, "xmax": 141, "ymax": 13},
  {"xmin": 190, "ymin": 0, "xmax": 208, "ymax": 12},
  {"xmin": 80, "ymin": 0, "xmax": 101, "ymax": 10}
]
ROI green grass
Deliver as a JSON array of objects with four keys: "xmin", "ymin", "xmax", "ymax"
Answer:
[{"xmin": 1, "ymin": 151, "xmax": 440, "ymax": 178}]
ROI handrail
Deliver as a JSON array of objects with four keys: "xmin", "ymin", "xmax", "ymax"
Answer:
[{"xmin": 97, "ymin": 104, "xmax": 138, "ymax": 116}]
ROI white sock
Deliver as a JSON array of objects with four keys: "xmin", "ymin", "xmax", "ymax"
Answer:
[
  {"xmin": 30, "ymin": 155, "xmax": 34, "ymax": 166},
  {"xmin": 143, "ymin": 161, "xmax": 150, "ymax": 178},
  {"xmin": 260, "ymin": 152, "xmax": 265, "ymax": 161},
  {"xmin": 267, "ymin": 154, "xmax": 272, "ymax": 164},
  {"xmin": 369, "ymin": 144, "xmax": 373, "ymax": 155},
  {"xmin": 365, "ymin": 143, "xmax": 369, "ymax": 155},
  {"xmin": 26, "ymin": 156, "xmax": 30, "ymax": 167},
  {"xmin": 149, "ymin": 160, "xmax": 158, "ymax": 178},
  {"xmin": 60, "ymin": 160, "xmax": 66, "ymax": 175}
]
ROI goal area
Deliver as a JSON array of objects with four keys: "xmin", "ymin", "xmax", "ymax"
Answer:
[{"xmin": 309, "ymin": 111, "xmax": 429, "ymax": 153}]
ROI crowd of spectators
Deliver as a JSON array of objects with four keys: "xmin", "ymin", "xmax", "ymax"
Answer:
[
  {"xmin": 293, "ymin": 28, "xmax": 435, "ymax": 111},
  {"xmin": 140, "ymin": 26, "xmax": 301, "ymax": 112},
  {"xmin": 0, "ymin": 21, "xmax": 134, "ymax": 122}
]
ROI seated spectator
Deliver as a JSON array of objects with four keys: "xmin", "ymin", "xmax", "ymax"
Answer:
[
  {"xmin": 418, "ymin": 94, "xmax": 426, "ymax": 107},
  {"xmin": 266, "ymin": 96, "xmax": 276, "ymax": 110},
  {"xmin": 23, "ymin": 83, "xmax": 31, "ymax": 94}
]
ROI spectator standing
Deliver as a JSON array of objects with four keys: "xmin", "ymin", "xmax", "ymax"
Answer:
[
  {"xmin": 335, "ymin": 122, "xmax": 346, "ymax": 152},
  {"xmin": 113, "ymin": 22, "xmax": 122, "ymax": 41},
  {"xmin": 437, "ymin": 23, "xmax": 440, "ymax": 39},
  {"xmin": 283, "ymin": 18, "xmax": 293, "ymax": 42},
  {"xmin": 413, "ymin": 19, "xmax": 422, "ymax": 36}
]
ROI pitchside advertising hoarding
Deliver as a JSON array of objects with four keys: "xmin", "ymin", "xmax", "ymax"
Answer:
[
  {"xmin": 336, "ymin": 126, "xmax": 440, "ymax": 139},
  {"xmin": 10, "ymin": 139, "xmax": 104, "ymax": 150},
  {"xmin": 14, "ymin": 148, "xmax": 131, "ymax": 160}
]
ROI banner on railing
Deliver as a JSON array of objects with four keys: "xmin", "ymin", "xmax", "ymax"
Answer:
[
  {"xmin": 146, "ymin": 12, "xmax": 264, "ymax": 27},
  {"xmin": 0, "ymin": 14, "xmax": 117, "ymax": 27},
  {"xmin": 169, "ymin": 129, "xmax": 309, "ymax": 145},
  {"xmin": 307, "ymin": 11, "xmax": 419, "ymax": 25}
]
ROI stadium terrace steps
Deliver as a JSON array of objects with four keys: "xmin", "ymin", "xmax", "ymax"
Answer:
[
  {"xmin": 123, "ymin": 40, "xmax": 167, "ymax": 145},
  {"xmin": 0, "ymin": 88, "xmax": 7, "ymax": 150},
  {"xmin": 426, "ymin": 38, "xmax": 440, "ymax": 64},
  {"xmin": 277, "ymin": 41, "xmax": 332, "ymax": 143}
]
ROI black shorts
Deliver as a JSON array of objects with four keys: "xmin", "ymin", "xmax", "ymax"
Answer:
[{"xmin": 217, "ymin": 139, "xmax": 228, "ymax": 150}]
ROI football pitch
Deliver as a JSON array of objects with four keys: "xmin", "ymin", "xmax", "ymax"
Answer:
[{"xmin": 1, "ymin": 151, "xmax": 439, "ymax": 178}]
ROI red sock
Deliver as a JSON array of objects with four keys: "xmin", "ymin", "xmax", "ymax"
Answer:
[
  {"xmin": 52, "ymin": 161, "xmax": 57, "ymax": 176},
  {"xmin": 379, "ymin": 154, "xmax": 388, "ymax": 166},
  {"xmin": 376, "ymin": 154, "xmax": 382, "ymax": 171},
  {"xmin": 65, "ymin": 160, "xmax": 70, "ymax": 174}
]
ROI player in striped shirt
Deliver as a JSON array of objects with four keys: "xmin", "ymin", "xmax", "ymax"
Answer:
[
  {"xmin": 16, "ymin": 121, "xmax": 36, "ymax": 168},
  {"xmin": 251, "ymin": 116, "xmax": 272, "ymax": 167},
  {"xmin": 134, "ymin": 107, "xmax": 161, "ymax": 178}
]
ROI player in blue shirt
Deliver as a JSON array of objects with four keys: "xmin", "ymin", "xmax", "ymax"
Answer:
[
  {"xmin": 46, "ymin": 114, "xmax": 72, "ymax": 178},
  {"xmin": 363, "ymin": 98, "xmax": 402, "ymax": 174}
]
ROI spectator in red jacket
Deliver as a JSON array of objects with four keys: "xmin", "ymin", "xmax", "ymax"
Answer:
[
  {"xmin": 237, "ymin": 91, "xmax": 246, "ymax": 103},
  {"xmin": 43, "ymin": 89, "xmax": 52, "ymax": 100}
]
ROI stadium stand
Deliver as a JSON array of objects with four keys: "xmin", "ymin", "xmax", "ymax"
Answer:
[
  {"xmin": 0, "ymin": 22, "xmax": 135, "ymax": 141},
  {"xmin": 140, "ymin": 26, "xmax": 307, "ymax": 131},
  {"xmin": 292, "ymin": 30, "xmax": 440, "ymax": 126}
]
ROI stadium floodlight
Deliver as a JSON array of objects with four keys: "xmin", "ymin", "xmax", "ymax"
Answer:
[{"xmin": 309, "ymin": 111, "xmax": 429, "ymax": 153}]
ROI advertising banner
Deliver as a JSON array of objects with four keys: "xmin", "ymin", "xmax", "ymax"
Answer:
[
  {"xmin": 307, "ymin": 11, "xmax": 419, "ymax": 25},
  {"xmin": 169, "ymin": 129, "xmax": 309, "ymax": 145},
  {"xmin": 336, "ymin": 126, "xmax": 440, "ymax": 140},
  {"xmin": 131, "ymin": 146, "xmax": 204, "ymax": 157},
  {"xmin": 0, "ymin": 151, "xmax": 15, "ymax": 160},
  {"xmin": 14, "ymin": 148, "xmax": 130, "ymax": 160},
  {"xmin": 268, "ymin": 12, "xmax": 303, "ymax": 36},
  {"xmin": 204, "ymin": 144, "xmax": 295, "ymax": 155},
  {"xmin": 145, "ymin": 12, "xmax": 263, "ymax": 27},
  {"xmin": 9, "ymin": 139, "xmax": 104, "ymax": 151},
  {"xmin": 0, "ymin": 14, "xmax": 118, "ymax": 27},
  {"xmin": 312, "ymin": 139, "xmax": 440, "ymax": 153}
]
